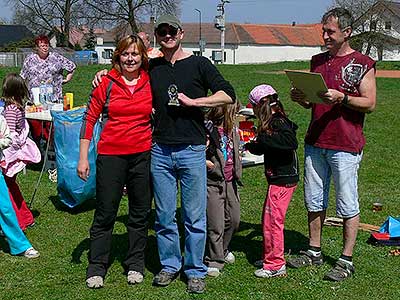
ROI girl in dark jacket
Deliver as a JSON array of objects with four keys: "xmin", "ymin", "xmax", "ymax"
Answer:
[
  {"xmin": 204, "ymin": 102, "xmax": 242, "ymax": 277},
  {"xmin": 245, "ymin": 84, "xmax": 299, "ymax": 278}
]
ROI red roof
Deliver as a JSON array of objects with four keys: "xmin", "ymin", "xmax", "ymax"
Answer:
[
  {"xmin": 103, "ymin": 22, "xmax": 324, "ymax": 47},
  {"xmin": 239, "ymin": 23, "xmax": 323, "ymax": 46}
]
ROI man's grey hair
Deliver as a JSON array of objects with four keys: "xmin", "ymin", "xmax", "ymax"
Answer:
[{"xmin": 322, "ymin": 7, "xmax": 354, "ymax": 30}]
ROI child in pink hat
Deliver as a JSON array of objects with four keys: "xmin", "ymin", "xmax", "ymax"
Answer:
[{"xmin": 245, "ymin": 84, "xmax": 299, "ymax": 278}]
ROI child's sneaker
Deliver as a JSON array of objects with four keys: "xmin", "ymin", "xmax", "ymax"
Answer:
[
  {"xmin": 224, "ymin": 251, "xmax": 235, "ymax": 264},
  {"xmin": 23, "ymin": 247, "xmax": 40, "ymax": 259},
  {"xmin": 254, "ymin": 265, "xmax": 287, "ymax": 278},
  {"xmin": 207, "ymin": 267, "xmax": 221, "ymax": 277}
]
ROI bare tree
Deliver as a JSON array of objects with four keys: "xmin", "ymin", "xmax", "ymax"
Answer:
[
  {"xmin": 9, "ymin": 0, "xmax": 85, "ymax": 47},
  {"xmin": 332, "ymin": 0, "xmax": 376, "ymax": 19},
  {"xmin": 83, "ymin": 0, "xmax": 181, "ymax": 35}
]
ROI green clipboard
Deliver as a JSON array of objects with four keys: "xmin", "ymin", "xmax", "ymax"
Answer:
[{"xmin": 285, "ymin": 70, "xmax": 328, "ymax": 103}]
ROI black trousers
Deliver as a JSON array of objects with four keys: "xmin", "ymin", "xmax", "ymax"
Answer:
[{"xmin": 86, "ymin": 151, "xmax": 152, "ymax": 278}]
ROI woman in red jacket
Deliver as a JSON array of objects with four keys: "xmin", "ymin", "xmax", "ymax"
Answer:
[{"xmin": 77, "ymin": 35, "xmax": 152, "ymax": 289}]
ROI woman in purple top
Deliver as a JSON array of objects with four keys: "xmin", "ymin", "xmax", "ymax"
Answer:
[
  {"xmin": 20, "ymin": 35, "xmax": 76, "ymax": 101},
  {"xmin": 20, "ymin": 35, "xmax": 76, "ymax": 144}
]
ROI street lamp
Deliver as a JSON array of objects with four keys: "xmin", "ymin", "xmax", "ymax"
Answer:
[{"xmin": 194, "ymin": 8, "xmax": 202, "ymax": 55}]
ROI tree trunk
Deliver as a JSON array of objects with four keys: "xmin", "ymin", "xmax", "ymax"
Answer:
[
  {"xmin": 64, "ymin": 0, "xmax": 72, "ymax": 47},
  {"xmin": 127, "ymin": 1, "xmax": 139, "ymax": 34}
]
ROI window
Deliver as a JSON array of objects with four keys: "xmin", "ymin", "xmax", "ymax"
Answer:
[
  {"xmin": 385, "ymin": 21, "xmax": 392, "ymax": 30},
  {"xmin": 193, "ymin": 51, "xmax": 201, "ymax": 56},
  {"xmin": 102, "ymin": 49, "xmax": 113, "ymax": 59}
]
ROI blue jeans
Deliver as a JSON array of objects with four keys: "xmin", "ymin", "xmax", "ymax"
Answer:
[
  {"xmin": 151, "ymin": 143, "xmax": 207, "ymax": 278},
  {"xmin": 304, "ymin": 144, "xmax": 362, "ymax": 218}
]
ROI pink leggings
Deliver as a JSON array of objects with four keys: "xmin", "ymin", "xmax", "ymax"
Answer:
[
  {"xmin": 262, "ymin": 184, "xmax": 297, "ymax": 270},
  {"xmin": 5, "ymin": 175, "xmax": 34, "ymax": 231}
]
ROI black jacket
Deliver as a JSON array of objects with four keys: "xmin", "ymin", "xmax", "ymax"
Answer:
[{"xmin": 245, "ymin": 114, "xmax": 299, "ymax": 185}]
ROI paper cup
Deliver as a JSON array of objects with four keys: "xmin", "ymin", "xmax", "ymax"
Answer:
[{"xmin": 31, "ymin": 87, "xmax": 40, "ymax": 105}]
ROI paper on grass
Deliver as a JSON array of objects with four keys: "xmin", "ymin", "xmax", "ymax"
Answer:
[{"xmin": 285, "ymin": 70, "xmax": 328, "ymax": 103}]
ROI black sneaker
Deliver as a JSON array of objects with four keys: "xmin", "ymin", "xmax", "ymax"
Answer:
[
  {"xmin": 152, "ymin": 270, "xmax": 178, "ymax": 286},
  {"xmin": 286, "ymin": 250, "xmax": 323, "ymax": 268},
  {"xmin": 187, "ymin": 277, "xmax": 206, "ymax": 294},
  {"xmin": 324, "ymin": 260, "xmax": 355, "ymax": 282}
]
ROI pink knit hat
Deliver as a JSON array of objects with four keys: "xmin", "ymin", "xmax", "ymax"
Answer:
[{"xmin": 248, "ymin": 84, "xmax": 278, "ymax": 106}]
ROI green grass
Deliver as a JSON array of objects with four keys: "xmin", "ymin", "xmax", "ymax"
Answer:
[{"xmin": 0, "ymin": 62, "xmax": 399, "ymax": 300}]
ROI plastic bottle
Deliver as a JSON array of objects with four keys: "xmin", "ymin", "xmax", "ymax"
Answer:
[
  {"xmin": 63, "ymin": 95, "xmax": 69, "ymax": 111},
  {"xmin": 39, "ymin": 81, "xmax": 46, "ymax": 104}
]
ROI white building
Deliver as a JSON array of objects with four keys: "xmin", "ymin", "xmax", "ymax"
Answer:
[
  {"xmin": 96, "ymin": 22, "xmax": 324, "ymax": 65},
  {"xmin": 353, "ymin": 0, "xmax": 400, "ymax": 61}
]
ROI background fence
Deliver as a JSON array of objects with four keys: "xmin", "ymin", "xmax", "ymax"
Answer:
[{"xmin": 0, "ymin": 51, "xmax": 86, "ymax": 67}]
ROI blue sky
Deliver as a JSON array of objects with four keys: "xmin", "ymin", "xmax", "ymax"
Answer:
[
  {"xmin": 0, "ymin": 0, "xmax": 334, "ymax": 25},
  {"xmin": 181, "ymin": 0, "xmax": 333, "ymax": 24}
]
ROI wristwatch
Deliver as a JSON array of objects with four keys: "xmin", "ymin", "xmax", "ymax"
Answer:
[{"xmin": 342, "ymin": 94, "xmax": 349, "ymax": 105}]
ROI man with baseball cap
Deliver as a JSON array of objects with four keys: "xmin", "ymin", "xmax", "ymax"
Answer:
[
  {"xmin": 91, "ymin": 14, "xmax": 235, "ymax": 293},
  {"xmin": 150, "ymin": 14, "xmax": 235, "ymax": 293}
]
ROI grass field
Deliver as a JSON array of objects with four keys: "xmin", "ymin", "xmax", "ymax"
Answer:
[{"xmin": 0, "ymin": 61, "xmax": 399, "ymax": 300}]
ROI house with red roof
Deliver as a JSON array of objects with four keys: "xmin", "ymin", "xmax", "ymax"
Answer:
[{"xmin": 96, "ymin": 21, "xmax": 324, "ymax": 65}]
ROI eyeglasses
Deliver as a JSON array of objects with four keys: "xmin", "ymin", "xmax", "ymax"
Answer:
[{"xmin": 156, "ymin": 26, "xmax": 179, "ymax": 37}]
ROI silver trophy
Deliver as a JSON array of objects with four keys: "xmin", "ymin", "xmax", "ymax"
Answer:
[{"xmin": 167, "ymin": 84, "xmax": 180, "ymax": 106}]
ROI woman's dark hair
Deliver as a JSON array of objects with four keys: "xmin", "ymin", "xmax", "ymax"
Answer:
[
  {"xmin": 2, "ymin": 73, "xmax": 29, "ymax": 108},
  {"xmin": 34, "ymin": 34, "xmax": 50, "ymax": 46},
  {"xmin": 112, "ymin": 34, "xmax": 149, "ymax": 72}
]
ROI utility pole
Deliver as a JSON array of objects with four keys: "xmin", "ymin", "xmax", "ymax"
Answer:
[
  {"xmin": 195, "ymin": 8, "xmax": 203, "ymax": 55},
  {"xmin": 150, "ymin": 1, "xmax": 157, "ymax": 48},
  {"xmin": 214, "ymin": 0, "xmax": 230, "ymax": 64}
]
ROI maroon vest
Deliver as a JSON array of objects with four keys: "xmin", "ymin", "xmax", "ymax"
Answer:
[{"xmin": 305, "ymin": 51, "xmax": 375, "ymax": 153}]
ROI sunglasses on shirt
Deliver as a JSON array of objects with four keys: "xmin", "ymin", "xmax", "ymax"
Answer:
[{"xmin": 156, "ymin": 25, "xmax": 179, "ymax": 37}]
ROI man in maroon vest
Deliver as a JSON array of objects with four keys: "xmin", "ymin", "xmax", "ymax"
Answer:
[{"xmin": 288, "ymin": 8, "xmax": 376, "ymax": 282}]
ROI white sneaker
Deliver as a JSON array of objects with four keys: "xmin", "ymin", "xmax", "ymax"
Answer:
[
  {"xmin": 224, "ymin": 252, "xmax": 235, "ymax": 264},
  {"xmin": 127, "ymin": 270, "xmax": 144, "ymax": 284},
  {"xmin": 254, "ymin": 265, "xmax": 287, "ymax": 278},
  {"xmin": 23, "ymin": 247, "xmax": 40, "ymax": 259},
  {"xmin": 86, "ymin": 276, "xmax": 104, "ymax": 289},
  {"xmin": 207, "ymin": 267, "xmax": 221, "ymax": 277}
]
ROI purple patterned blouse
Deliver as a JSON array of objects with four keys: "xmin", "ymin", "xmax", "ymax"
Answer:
[{"xmin": 20, "ymin": 51, "xmax": 76, "ymax": 101}]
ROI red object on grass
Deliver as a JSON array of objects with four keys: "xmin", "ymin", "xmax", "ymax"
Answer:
[{"xmin": 371, "ymin": 232, "xmax": 390, "ymax": 240}]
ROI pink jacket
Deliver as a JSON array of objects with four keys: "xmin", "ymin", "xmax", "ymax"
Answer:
[{"xmin": 2, "ymin": 120, "xmax": 41, "ymax": 177}]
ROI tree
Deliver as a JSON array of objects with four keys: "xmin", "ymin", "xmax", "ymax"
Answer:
[
  {"xmin": 332, "ymin": 0, "xmax": 376, "ymax": 19},
  {"xmin": 9, "ymin": 0, "xmax": 85, "ymax": 48},
  {"xmin": 83, "ymin": 0, "xmax": 181, "ymax": 35},
  {"xmin": 84, "ymin": 27, "xmax": 97, "ymax": 50}
]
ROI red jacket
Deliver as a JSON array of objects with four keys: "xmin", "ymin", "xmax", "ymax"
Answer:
[{"xmin": 80, "ymin": 68, "xmax": 152, "ymax": 155}]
